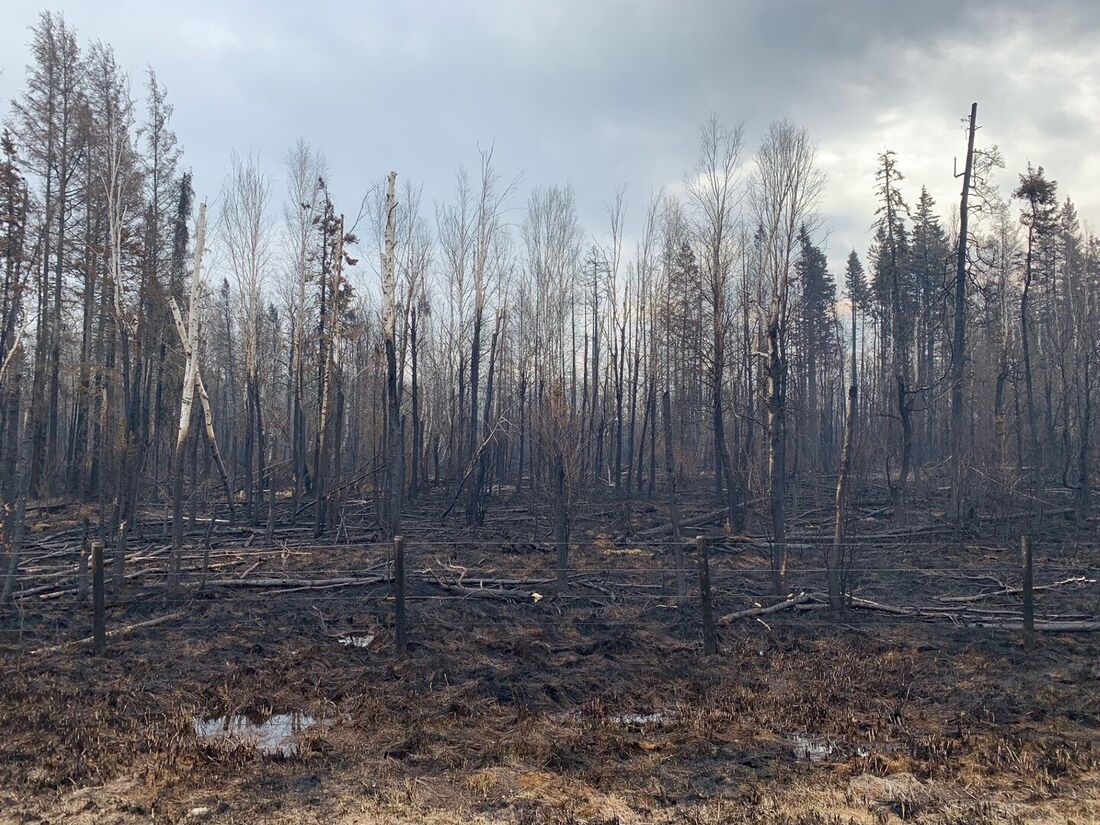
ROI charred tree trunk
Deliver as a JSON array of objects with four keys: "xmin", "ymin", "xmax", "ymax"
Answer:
[
  {"xmin": 661, "ymin": 386, "xmax": 682, "ymax": 545},
  {"xmin": 382, "ymin": 172, "xmax": 402, "ymax": 537},
  {"xmin": 468, "ymin": 309, "xmax": 503, "ymax": 525},
  {"xmin": 829, "ymin": 301, "xmax": 858, "ymax": 610},
  {"xmin": 950, "ymin": 102, "xmax": 977, "ymax": 522},
  {"xmin": 766, "ymin": 316, "xmax": 788, "ymax": 597},
  {"xmin": 409, "ymin": 305, "xmax": 421, "ymax": 500},
  {"xmin": 1, "ymin": 387, "xmax": 29, "ymax": 607},
  {"xmin": 169, "ymin": 203, "xmax": 207, "ymax": 589},
  {"xmin": 315, "ymin": 217, "xmax": 345, "ymax": 536}
]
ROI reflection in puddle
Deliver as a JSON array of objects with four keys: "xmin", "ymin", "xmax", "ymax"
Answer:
[
  {"xmin": 612, "ymin": 712, "xmax": 666, "ymax": 726},
  {"xmin": 791, "ymin": 733, "xmax": 835, "ymax": 762},
  {"xmin": 192, "ymin": 712, "xmax": 316, "ymax": 757},
  {"xmin": 337, "ymin": 634, "xmax": 374, "ymax": 648}
]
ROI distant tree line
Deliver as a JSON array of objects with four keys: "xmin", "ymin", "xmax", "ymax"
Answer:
[{"xmin": 1, "ymin": 13, "xmax": 1096, "ymax": 601}]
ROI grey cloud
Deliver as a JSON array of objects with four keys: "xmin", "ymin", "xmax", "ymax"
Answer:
[{"xmin": 2, "ymin": 0, "xmax": 1099, "ymax": 276}]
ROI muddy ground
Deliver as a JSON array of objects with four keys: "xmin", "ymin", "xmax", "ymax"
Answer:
[{"xmin": 0, "ymin": 484, "xmax": 1097, "ymax": 824}]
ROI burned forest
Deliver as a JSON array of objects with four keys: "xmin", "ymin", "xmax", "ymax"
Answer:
[{"xmin": 0, "ymin": 7, "xmax": 1098, "ymax": 825}]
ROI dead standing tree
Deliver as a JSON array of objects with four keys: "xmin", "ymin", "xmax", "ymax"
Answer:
[
  {"xmin": 1, "ymin": 401, "xmax": 31, "ymax": 608},
  {"xmin": 1014, "ymin": 164, "xmax": 1059, "ymax": 513},
  {"xmin": 950, "ymin": 103, "xmax": 978, "ymax": 522},
  {"xmin": 12, "ymin": 12, "xmax": 84, "ymax": 499},
  {"xmin": 222, "ymin": 154, "xmax": 272, "ymax": 522},
  {"xmin": 463, "ymin": 151, "xmax": 513, "ymax": 524},
  {"xmin": 874, "ymin": 150, "xmax": 915, "ymax": 523},
  {"xmin": 168, "ymin": 205, "xmax": 234, "ymax": 574},
  {"xmin": 469, "ymin": 307, "xmax": 505, "ymax": 523},
  {"xmin": 752, "ymin": 119, "xmax": 824, "ymax": 597},
  {"xmin": 168, "ymin": 203, "xmax": 207, "ymax": 588},
  {"xmin": 687, "ymin": 116, "xmax": 746, "ymax": 531},
  {"xmin": 283, "ymin": 141, "xmax": 324, "ymax": 525},
  {"xmin": 538, "ymin": 379, "xmax": 587, "ymax": 593},
  {"xmin": 630, "ymin": 192, "xmax": 662, "ymax": 500},
  {"xmin": 93, "ymin": 49, "xmax": 145, "ymax": 542},
  {"xmin": 1075, "ymin": 237, "xmax": 1098, "ymax": 519},
  {"xmin": 314, "ymin": 214, "xmax": 347, "ymax": 535},
  {"xmin": 519, "ymin": 185, "xmax": 583, "ymax": 495},
  {"xmin": 829, "ymin": 251, "xmax": 866, "ymax": 608},
  {"xmin": 603, "ymin": 189, "xmax": 627, "ymax": 499},
  {"xmin": 381, "ymin": 170, "xmax": 402, "ymax": 537},
  {"xmin": 396, "ymin": 189, "xmax": 433, "ymax": 502}
]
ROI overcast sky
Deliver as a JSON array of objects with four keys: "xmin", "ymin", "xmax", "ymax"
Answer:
[{"xmin": 3, "ymin": 0, "xmax": 1099, "ymax": 278}]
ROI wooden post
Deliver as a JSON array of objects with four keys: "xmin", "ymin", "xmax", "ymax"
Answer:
[
  {"xmin": 697, "ymin": 536, "xmax": 717, "ymax": 656},
  {"xmin": 1021, "ymin": 535, "xmax": 1034, "ymax": 648},
  {"xmin": 91, "ymin": 540, "xmax": 105, "ymax": 656},
  {"xmin": 394, "ymin": 535, "xmax": 406, "ymax": 655}
]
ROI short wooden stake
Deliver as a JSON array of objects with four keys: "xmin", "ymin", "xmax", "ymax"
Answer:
[
  {"xmin": 394, "ymin": 535, "xmax": 407, "ymax": 655},
  {"xmin": 91, "ymin": 540, "xmax": 106, "ymax": 656},
  {"xmin": 1021, "ymin": 535, "xmax": 1034, "ymax": 648},
  {"xmin": 697, "ymin": 535, "xmax": 717, "ymax": 656}
]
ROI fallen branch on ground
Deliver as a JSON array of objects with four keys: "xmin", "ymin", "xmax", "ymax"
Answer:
[
  {"xmin": 807, "ymin": 593, "xmax": 1100, "ymax": 632},
  {"xmin": 31, "ymin": 610, "xmax": 188, "ymax": 655},
  {"xmin": 205, "ymin": 575, "xmax": 387, "ymax": 589},
  {"xmin": 934, "ymin": 576, "xmax": 1094, "ymax": 603},
  {"xmin": 718, "ymin": 593, "xmax": 812, "ymax": 624}
]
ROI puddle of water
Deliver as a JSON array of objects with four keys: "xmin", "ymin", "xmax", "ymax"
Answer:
[
  {"xmin": 612, "ymin": 712, "xmax": 666, "ymax": 726},
  {"xmin": 192, "ymin": 712, "xmax": 316, "ymax": 757},
  {"xmin": 337, "ymin": 634, "xmax": 374, "ymax": 648},
  {"xmin": 791, "ymin": 733, "xmax": 835, "ymax": 762}
]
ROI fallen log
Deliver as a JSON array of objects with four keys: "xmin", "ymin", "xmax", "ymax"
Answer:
[
  {"xmin": 427, "ymin": 581, "xmax": 540, "ymax": 600},
  {"xmin": 635, "ymin": 509, "xmax": 726, "ymax": 539},
  {"xmin": 31, "ymin": 610, "xmax": 187, "ymax": 655},
  {"xmin": 205, "ymin": 575, "xmax": 387, "ymax": 588},
  {"xmin": 968, "ymin": 620, "xmax": 1100, "ymax": 633},
  {"xmin": 718, "ymin": 593, "xmax": 812, "ymax": 624},
  {"xmin": 935, "ymin": 576, "xmax": 1094, "ymax": 604},
  {"xmin": 32, "ymin": 565, "xmax": 164, "ymax": 602},
  {"xmin": 808, "ymin": 593, "xmax": 1100, "ymax": 632},
  {"xmin": 846, "ymin": 595, "xmax": 918, "ymax": 616},
  {"xmin": 976, "ymin": 507, "xmax": 1075, "ymax": 522}
]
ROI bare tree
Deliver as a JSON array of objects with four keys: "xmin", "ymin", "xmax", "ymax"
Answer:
[
  {"xmin": 751, "ymin": 119, "xmax": 824, "ymax": 596},
  {"xmin": 12, "ymin": 12, "xmax": 85, "ymax": 497},
  {"xmin": 381, "ymin": 171, "xmax": 401, "ymax": 535},
  {"xmin": 464, "ymin": 149, "xmax": 513, "ymax": 524},
  {"xmin": 949, "ymin": 103, "xmax": 978, "ymax": 521},
  {"xmin": 168, "ymin": 202, "xmax": 207, "ymax": 587},
  {"xmin": 1014, "ymin": 164, "xmax": 1058, "ymax": 498},
  {"xmin": 686, "ymin": 115, "xmax": 745, "ymax": 531},
  {"xmin": 221, "ymin": 153, "xmax": 272, "ymax": 521},
  {"xmin": 829, "ymin": 251, "xmax": 865, "ymax": 608},
  {"xmin": 282, "ymin": 140, "xmax": 325, "ymax": 523}
]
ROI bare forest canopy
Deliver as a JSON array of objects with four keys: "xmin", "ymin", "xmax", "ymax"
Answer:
[{"xmin": 0, "ymin": 12, "xmax": 1098, "ymax": 604}]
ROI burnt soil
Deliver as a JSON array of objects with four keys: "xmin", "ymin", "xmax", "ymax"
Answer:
[{"xmin": 0, "ymin": 485, "xmax": 1097, "ymax": 824}]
